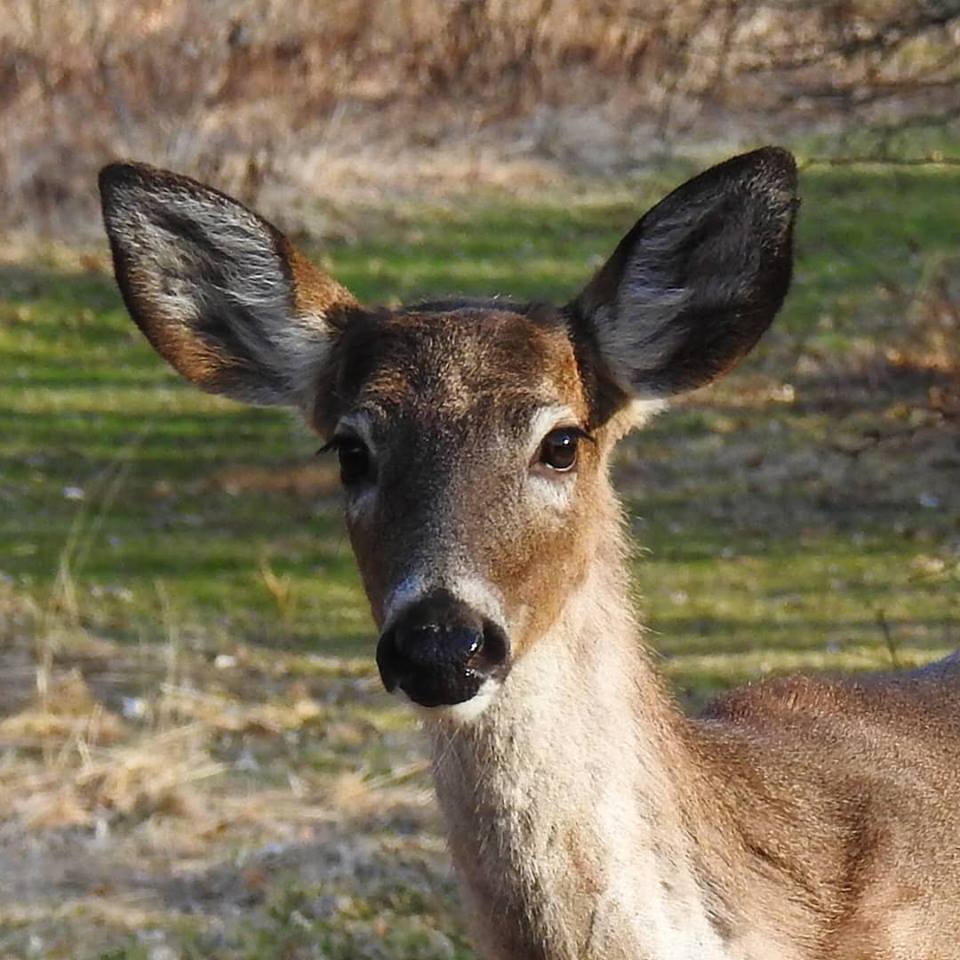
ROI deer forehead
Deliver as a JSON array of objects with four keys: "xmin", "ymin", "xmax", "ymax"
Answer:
[{"xmin": 320, "ymin": 306, "xmax": 591, "ymax": 430}]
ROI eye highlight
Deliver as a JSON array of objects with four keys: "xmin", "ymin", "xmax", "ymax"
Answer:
[
  {"xmin": 535, "ymin": 427, "xmax": 587, "ymax": 473},
  {"xmin": 318, "ymin": 435, "xmax": 374, "ymax": 486}
]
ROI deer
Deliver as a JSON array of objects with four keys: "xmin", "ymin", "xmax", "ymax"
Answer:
[{"xmin": 99, "ymin": 147, "xmax": 960, "ymax": 960}]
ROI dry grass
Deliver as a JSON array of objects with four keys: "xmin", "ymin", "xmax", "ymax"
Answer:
[
  {"xmin": 9, "ymin": 722, "xmax": 220, "ymax": 830},
  {"xmin": 2, "ymin": 0, "xmax": 958, "ymax": 234},
  {"xmin": 0, "ymin": 592, "xmax": 442, "ymax": 958}
]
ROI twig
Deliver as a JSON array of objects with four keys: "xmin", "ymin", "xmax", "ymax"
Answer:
[
  {"xmin": 875, "ymin": 609, "xmax": 901, "ymax": 670},
  {"xmin": 801, "ymin": 155, "xmax": 960, "ymax": 169}
]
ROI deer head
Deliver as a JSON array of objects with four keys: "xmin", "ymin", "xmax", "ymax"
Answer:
[{"xmin": 100, "ymin": 148, "xmax": 798, "ymax": 719}]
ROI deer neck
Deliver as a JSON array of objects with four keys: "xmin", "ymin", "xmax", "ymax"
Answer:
[{"xmin": 425, "ymin": 501, "xmax": 730, "ymax": 960}]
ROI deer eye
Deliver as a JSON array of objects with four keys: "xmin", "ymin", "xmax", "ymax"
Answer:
[
  {"xmin": 536, "ymin": 428, "xmax": 581, "ymax": 472},
  {"xmin": 337, "ymin": 437, "xmax": 372, "ymax": 485},
  {"xmin": 320, "ymin": 435, "xmax": 373, "ymax": 486}
]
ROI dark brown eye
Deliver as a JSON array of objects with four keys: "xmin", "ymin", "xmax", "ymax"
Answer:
[
  {"xmin": 337, "ymin": 438, "xmax": 371, "ymax": 485},
  {"xmin": 318, "ymin": 435, "xmax": 372, "ymax": 486},
  {"xmin": 537, "ymin": 428, "xmax": 580, "ymax": 472}
]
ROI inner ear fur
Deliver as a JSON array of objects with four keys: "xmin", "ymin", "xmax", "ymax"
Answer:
[
  {"xmin": 99, "ymin": 162, "xmax": 357, "ymax": 407},
  {"xmin": 570, "ymin": 147, "xmax": 799, "ymax": 399}
]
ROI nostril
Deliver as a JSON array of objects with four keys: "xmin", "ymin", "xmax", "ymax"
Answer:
[
  {"xmin": 376, "ymin": 628, "xmax": 403, "ymax": 692},
  {"xmin": 480, "ymin": 620, "xmax": 509, "ymax": 668}
]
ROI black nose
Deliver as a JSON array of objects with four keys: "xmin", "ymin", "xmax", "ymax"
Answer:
[{"xmin": 376, "ymin": 590, "xmax": 509, "ymax": 707}]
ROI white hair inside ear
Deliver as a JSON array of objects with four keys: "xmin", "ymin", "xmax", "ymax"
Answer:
[
  {"xmin": 571, "ymin": 147, "xmax": 798, "ymax": 400},
  {"xmin": 99, "ymin": 162, "xmax": 357, "ymax": 408}
]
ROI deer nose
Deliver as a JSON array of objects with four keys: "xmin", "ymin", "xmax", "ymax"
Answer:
[{"xmin": 376, "ymin": 591, "xmax": 509, "ymax": 708}]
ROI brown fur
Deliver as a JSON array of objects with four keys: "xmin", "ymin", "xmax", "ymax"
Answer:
[{"xmin": 285, "ymin": 239, "xmax": 358, "ymax": 321}]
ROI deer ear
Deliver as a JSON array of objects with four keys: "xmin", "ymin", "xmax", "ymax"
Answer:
[
  {"xmin": 99, "ymin": 162, "xmax": 358, "ymax": 407},
  {"xmin": 570, "ymin": 147, "xmax": 798, "ymax": 398}
]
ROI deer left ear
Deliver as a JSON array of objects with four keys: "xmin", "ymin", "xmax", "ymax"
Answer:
[{"xmin": 570, "ymin": 147, "xmax": 798, "ymax": 399}]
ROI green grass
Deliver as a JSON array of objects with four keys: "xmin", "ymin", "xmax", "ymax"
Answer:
[{"xmin": 1, "ymin": 155, "xmax": 959, "ymax": 959}]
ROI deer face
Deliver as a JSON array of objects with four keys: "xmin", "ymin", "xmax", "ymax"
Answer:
[
  {"xmin": 318, "ymin": 305, "xmax": 615, "ymax": 711},
  {"xmin": 100, "ymin": 149, "xmax": 797, "ymax": 718}
]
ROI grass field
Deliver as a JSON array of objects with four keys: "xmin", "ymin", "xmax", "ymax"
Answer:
[{"xmin": 1, "ymin": 156, "xmax": 959, "ymax": 958}]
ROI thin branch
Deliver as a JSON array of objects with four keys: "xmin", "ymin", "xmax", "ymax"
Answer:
[
  {"xmin": 801, "ymin": 155, "xmax": 960, "ymax": 169},
  {"xmin": 875, "ymin": 610, "xmax": 902, "ymax": 671}
]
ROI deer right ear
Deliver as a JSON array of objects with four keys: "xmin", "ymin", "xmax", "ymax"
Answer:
[
  {"xmin": 99, "ymin": 162, "xmax": 358, "ymax": 407},
  {"xmin": 570, "ymin": 147, "xmax": 798, "ymax": 400}
]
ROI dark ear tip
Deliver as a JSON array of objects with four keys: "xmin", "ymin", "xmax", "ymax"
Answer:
[
  {"xmin": 98, "ymin": 162, "xmax": 148, "ymax": 206},
  {"xmin": 760, "ymin": 146, "xmax": 797, "ymax": 185},
  {"xmin": 99, "ymin": 161, "xmax": 179, "ymax": 203},
  {"xmin": 742, "ymin": 146, "xmax": 798, "ymax": 191},
  {"xmin": 99, "ymin": 161, "xmax": 136, "ymax": 189},
  {"xmin": 751, "ymin": 145, "xmax": 797, "ymax": 169}
]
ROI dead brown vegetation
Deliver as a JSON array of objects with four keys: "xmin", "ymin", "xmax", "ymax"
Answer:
[
  {"xmin": 0, "ymin": 587, "xmax": 442, "ymax": 957},
  {"xmin": 2, "ymin": 0, "xmax": 958, "ymax": 233}
]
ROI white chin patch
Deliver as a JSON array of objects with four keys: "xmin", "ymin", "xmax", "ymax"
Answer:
[{"xmin": 414, "ymin": 679, "xmax": 501, "ymax": 725}]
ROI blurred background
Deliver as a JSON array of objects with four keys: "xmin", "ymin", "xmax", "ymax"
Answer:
[
  {"xmin": 3, "ymin": 0, "xmax": 960, "ymax": 233},
  {"xmin": 1, "ymin": 2, "xmax": 958, "ymax": 958}
]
